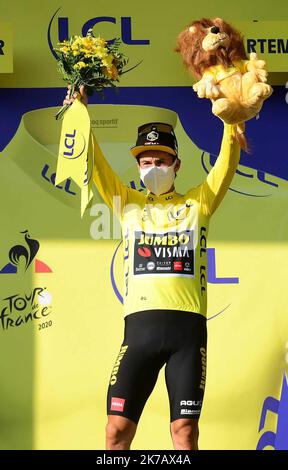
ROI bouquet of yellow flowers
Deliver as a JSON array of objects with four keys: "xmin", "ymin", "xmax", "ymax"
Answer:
[{"xmin": 53, "ymin": 28, "xmax": 130, "ymax": 120}]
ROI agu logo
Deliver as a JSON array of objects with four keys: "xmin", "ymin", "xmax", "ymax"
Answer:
[{"xmin": 0, "ymin": 230, "xmax": 52, "ymax": 274}]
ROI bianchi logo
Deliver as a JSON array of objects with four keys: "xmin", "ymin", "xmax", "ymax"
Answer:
[
  {"xmin": 180, "ymin": 399, "xmax": 202, "ymax": 415},
  {"xmin": 180, "ymin": 409, "xmax": 200, "ymax": 415},
  {"xmin": 146, "ymin": 131, "xmax": 159, "ymax": 141}
]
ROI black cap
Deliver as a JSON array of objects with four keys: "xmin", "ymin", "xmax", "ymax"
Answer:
[{"xmin": 130, "ymin": 122, "xmax": 178, "ymax": 158}]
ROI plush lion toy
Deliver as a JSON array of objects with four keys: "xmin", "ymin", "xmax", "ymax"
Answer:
[{"xmin": 175, "ymin": 17, "xmax": 273, "ymax": 151}]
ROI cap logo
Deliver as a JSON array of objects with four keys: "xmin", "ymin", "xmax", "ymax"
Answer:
[{"xmin": 146, "ymin": 131, "xmax": 159, "ymax": 141}]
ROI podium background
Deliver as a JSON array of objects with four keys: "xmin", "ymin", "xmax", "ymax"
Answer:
[{"xmin": 0, "ymin": 0, "xmax": 287, "ymax": 450}]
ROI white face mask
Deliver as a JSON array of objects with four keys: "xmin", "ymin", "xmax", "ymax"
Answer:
[{"xmin": 139, "ymin": 160, "xmax": 177, "ymax": 196}]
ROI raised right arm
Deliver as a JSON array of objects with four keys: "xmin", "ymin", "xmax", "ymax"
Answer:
[{"xmin": 63, "ymin": 86, "xmax": 138, "ymax": 218}]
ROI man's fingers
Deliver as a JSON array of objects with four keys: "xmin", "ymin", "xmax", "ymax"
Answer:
[
  {"xmin": 64, "ymin": 85, "xmax": 87, "ymax": 107},
  {"xmin": 63, "ymin": 88, "xmax": 78, "ymax": 106},
  {"xmin": 63, "ymin": 97, "xmax": 74, "ymax": 104},
  {"xmin": 65, "ymin": 92, "xmax": 77, "ymax": 100}
]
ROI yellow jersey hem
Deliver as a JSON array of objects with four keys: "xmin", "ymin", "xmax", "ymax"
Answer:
[{"xmin": 123, "ymin": 305, "xmax": 206, "ymax": 319}]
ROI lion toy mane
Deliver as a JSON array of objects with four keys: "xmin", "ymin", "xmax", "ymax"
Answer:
[{"xmin": 176, "ymin": 17, "xmax": 273, "ymax": 151}]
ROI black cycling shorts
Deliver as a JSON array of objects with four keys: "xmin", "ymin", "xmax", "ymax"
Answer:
[{"xmin": 106, "ymin": 309, "xmax": 207, "ymax": 425}]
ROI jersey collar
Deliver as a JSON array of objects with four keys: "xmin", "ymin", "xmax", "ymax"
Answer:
[{"xmin": 146, "ymin": 189, "xmax": 178, "ymax": 203}]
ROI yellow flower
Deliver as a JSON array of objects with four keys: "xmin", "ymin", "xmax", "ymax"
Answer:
[
  {"xmin": 71, "ymin": 37, "xmax": 82, "ymax": 48},
  {"xmin": 102, "ymin": 64, "xmax": 117, "ymax": 79},
  {"xmin": 58, "ymin": 40, "xmax": 69, "ymax": 47},
  {"xmin": 82, "ymin": 47, "xmax": 94, "ymax": 54},
  {"xmin": 82, "ymin": 38, "xmax": 93, "ymax": 46},
  {"xmin": 94, "ymin": 37, "xmax": 106, "ymax": 47},
  {"xmin": 74, "ymin": 61, "xmax": 87, "ymax": 70},
  {"xmin": 60, "ymin": 46, "xmax": 70, "ymax": 54},
  {"xmin": 101, "ymin": 54, "xmax": 113, "ymax": 67},
  {"xmin": 83, "ymin": 51, "xmax": 94, "ymax": 58},
  {"xmin": 110, "ymin": 64, "xmax": 118, "ymax": 79},
  {"xmin": 96, "ymin": 51, "xmax": 105, "ymax": 59}
]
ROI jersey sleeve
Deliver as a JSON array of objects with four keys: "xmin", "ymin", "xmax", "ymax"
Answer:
[
  {"xmin": 197, "ymin": 122, "xmax": 240, "ymax": 217},
  {"xmin": 91, "ymin": 130, "xmax": 132, "ymax": 220}
]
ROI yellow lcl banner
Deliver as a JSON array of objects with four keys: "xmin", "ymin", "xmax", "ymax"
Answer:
[{"xmin": 55, "ymin": 96, "xmax": 94, "ymax": 217}]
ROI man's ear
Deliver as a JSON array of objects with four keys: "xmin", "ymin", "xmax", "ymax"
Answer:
[{"xmin": 175, "ymin": 158, "xmax": 181, "ymax": 172}]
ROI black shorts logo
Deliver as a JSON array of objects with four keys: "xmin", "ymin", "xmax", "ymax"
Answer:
[{"xmin": 134, "ymin": 230, "xmax": 195, "ymax": 276}]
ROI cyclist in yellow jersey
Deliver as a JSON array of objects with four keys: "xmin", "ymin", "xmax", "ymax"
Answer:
[{"xmin": 64, "ymin": 85, "xmax": 241, "ymax": 451}]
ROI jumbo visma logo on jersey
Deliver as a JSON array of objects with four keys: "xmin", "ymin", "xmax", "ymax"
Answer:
[{"xmin": 134, "ymin": 230, "xmax": 195, "ymax": 276}]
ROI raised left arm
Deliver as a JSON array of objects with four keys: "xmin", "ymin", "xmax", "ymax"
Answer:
[{"xmin": 199, "ymin": 122, "xmax": 241, "ymax": 217}]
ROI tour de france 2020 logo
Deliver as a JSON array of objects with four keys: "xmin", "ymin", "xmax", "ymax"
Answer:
[{"xmin": 0, "ymin": 230, "xmax": 53, "ymax": 332}]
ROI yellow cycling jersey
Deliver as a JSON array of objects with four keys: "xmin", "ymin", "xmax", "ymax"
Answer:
[{"xmin": 92, "ymin": 122, "xmax": 240, "ymax": 318}]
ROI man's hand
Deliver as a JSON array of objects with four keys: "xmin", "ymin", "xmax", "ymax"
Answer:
[{"xmin": 63, "ymin": 84, "xmax": 88, "ymax": 107}]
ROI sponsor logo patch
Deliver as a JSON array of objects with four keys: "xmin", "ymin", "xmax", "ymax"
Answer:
[{"xmin": 111, "ymin": 397, "xmax": 125, "ymax": 412}]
